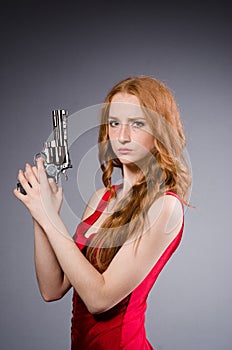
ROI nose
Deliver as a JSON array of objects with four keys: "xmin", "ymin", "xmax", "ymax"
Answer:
[{"xmin": 118, "ymin": 124, "xmax": 131, "ymax": 143}]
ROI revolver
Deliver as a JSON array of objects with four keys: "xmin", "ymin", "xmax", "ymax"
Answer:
[{"xmin": 17, "ymin": 109, "xmax": 72, "ymax": 195}]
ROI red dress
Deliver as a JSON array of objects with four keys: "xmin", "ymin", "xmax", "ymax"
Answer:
[{"xmin": 71, "ymin": 185, "xmax": 184, "ymax": 350}]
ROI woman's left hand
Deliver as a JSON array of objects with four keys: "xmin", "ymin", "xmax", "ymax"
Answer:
[{"xmin": 13, "ymin": 158, "xmax": 63, "ymax": 228}]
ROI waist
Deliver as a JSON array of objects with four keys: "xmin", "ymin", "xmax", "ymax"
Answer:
[{"xmin": 71, "ymin": 290, "xmax": 147, "ymax": 337}]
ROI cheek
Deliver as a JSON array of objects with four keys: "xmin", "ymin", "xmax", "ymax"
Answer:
[
  {"xmin": 109, "ymin": 139, "xmax": 117, "ymax": 149},
  {"xmin": 147, "ymin": 137, "xmax": 155, "ymax": 151},
  {"xmin": 108, "ymin": 133, "xmax": 117, "ymax": 151},
  {"xmin": 136, "ymin": 133, "xmax": 155, "ymax": 151},
  {"xmin": 108, "ymin": 128, "xmax": 117, "ymax": 140}
]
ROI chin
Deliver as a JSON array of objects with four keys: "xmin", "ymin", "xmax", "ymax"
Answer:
[
  {"xmin": 117, "ymin": 156, "xmax": 142, "ymax": 166},
  {"xmin": 118, "ymin": 158, "xmax": 132, "ymax": 164}
]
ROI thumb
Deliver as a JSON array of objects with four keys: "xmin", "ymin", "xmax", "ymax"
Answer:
[
  {"xmin": 57, "ymin": 186, "xmax": 63, "ymax": 197},
  {"xmin": 37, "ymin": 158, "xmax": 50, "ymax": 190},
  {"xmin": 48, "ymin": 178, "xmax": 58, "ymax": 193}
]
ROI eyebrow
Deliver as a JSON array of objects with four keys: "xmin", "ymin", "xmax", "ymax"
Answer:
[{"xmin": 108, "ymin": 116, "xmax": 146, "ymax": 121}]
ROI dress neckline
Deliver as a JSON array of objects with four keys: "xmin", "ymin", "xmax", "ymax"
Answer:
[
  {"xmin": 74, "ymin": 184, "xmax": 122, "ymax": 248},
  {"xmin": 74, "ymin": 185, "xmax": 184, "ymax": 249}
]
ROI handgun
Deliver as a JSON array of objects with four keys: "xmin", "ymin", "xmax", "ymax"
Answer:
[{"xmin": 17, "ymin": 109, "xmax": 72, "ymax": 195}]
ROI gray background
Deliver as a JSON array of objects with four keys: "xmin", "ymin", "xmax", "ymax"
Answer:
[{"xmin": 1, "ymin": 1, "xmax": 231, "ymax": 349}]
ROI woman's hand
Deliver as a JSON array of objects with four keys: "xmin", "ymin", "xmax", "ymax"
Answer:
[{"xmin": 13, "ymin": 158, "xmax": 63, "ymax": 228}]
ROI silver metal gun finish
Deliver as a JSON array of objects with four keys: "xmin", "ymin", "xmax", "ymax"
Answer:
[
  {"xmin": 17, "ymin": 109, "xmax": 72, "ymax": 195},
  {"xmin": 34, "ymin": 109, "xmax": 72, "ymax": 183}
]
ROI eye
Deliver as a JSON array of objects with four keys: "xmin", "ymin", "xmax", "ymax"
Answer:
[
  {"xmin": 109, "ymin": 120, "xmax": 119, "ymax": 127},
  {"xmin": 132, "ymin": 121, "xmax": 145, "ymax": 128}
]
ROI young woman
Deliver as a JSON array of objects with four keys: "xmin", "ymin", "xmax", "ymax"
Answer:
[{"xmin": 14, "ymin": 76, "xmax": 192, "ymax": 349}]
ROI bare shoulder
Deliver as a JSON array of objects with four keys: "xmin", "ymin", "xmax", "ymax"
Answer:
[
  {"xmin": 146, "ymin": 193, "xmax": 184, "ymax": 235},
  {"xmin": 81, "ymin": 187, "xmax": 107, "ymax": 221}
]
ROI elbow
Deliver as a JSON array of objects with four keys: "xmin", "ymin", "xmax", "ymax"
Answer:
[
  {"xmin": 87, "ymin": 306, "xmax": 106, "ymax": 315},
  {"xmin": 41, "ymin": 291, "xmax": 64, "ymax": 303},
  {"xmin": 87, "ymin": 305, "xmax": 103, "ymax": 315},
  {"xmin": 38, "ymin": 280, "xmax": 71, "ymax": 303},
  {"xmin": 42, "ymin": 295, "xmax": 60, "ymax": 303},
  {"xmin": 86, "ymin": 300, "xmax": 112, "ymax": 315}
]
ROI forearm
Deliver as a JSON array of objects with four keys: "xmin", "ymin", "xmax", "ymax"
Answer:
[
  {"xmin": 41, "ymin": 215, "xmax": 106, "ymax": 313},
  {"xmin": 15, "ymin": 159, "xmax": 105, "ymax": 310},
  {"xmin": 33, "ymin": 219, "xmax": 71, "ymax": 301}
]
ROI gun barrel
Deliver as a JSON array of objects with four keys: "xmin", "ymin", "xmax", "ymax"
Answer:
[{"xmin": 52, "ymin": 109, "xmax": 68, "ymax": 147}]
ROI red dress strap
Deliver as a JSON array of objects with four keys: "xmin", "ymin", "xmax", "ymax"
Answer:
[
  {"xmin": 74, "ymin": 184, "xmax": 122, "ymax": 249},
  {"xmin": 84, "ymin": 184, "xmax": 122, "ymax": 224},
  {"xmin": 165, "ymin": 190, "xmax": 184, "ymax": 214}
]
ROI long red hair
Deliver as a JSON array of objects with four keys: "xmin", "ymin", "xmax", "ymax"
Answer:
[{"xmin": 86, "ymin": 76, "xmax": 192, "ymax": 272}]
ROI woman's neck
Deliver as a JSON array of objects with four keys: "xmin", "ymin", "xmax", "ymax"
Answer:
[{"xmin": 121, "ymin": 164, "xmax": 141, "ymax": 196}]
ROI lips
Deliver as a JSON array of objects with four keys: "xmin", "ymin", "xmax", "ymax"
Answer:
[{"xmin": 118, "ymin": 148, "xmax": 132, "ymax": 154}]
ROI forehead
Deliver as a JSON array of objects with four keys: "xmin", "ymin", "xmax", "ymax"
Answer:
[{"xmin": 109, "ymin": 93, "xmax": 144, "ymax": 118}]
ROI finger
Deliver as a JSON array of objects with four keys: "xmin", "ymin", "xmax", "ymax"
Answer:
[
  {"xmin": 32, "ymin": 166, "xmax": 39, "ymax": 180},
  {"xmin": 23, "ymin": 164, "xmax": 31, "ymax": 182},
  {"xmin": 24, "ymin": 163, "xmax": 39, "ymax": 188},
  {"xmin": 13, "ymin": 187, "xmax": 27, "ymax": 201},
  {"xmin": 48, "ymin": 178, "xmax": 58, "ymax": 193},
  {"xmin": 17, "ymin": 169, "xmax": 32, "ymax": 194},
  {"xmin": 57, "ymin": 186, "xmax": 63, "ymax": 197},
  {"xmin": 36, "ymin": 158, "xmax": 50, "ymax": 190}
]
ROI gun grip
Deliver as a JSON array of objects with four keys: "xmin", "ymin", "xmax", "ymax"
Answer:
[
  {"xmin": 17, "ymin": 182, "xmax": 27, "ymax": 195},
  {"xmin": 16, "ymin": 181, "xmax": 33, "ymax": 195}
]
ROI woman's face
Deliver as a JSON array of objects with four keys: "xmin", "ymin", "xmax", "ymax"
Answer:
[{"xmin": 108, "ymin": 93, "xmax": 155, "ymax": 165}]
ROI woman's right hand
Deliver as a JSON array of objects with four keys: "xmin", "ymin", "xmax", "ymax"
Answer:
[
  {"xmin": 30, "ymin": 163, "xmax": 63, "ymax": 214},
  {"xmin": 14, "ymin": 160, "xmax": 63, "ymax": 221}
]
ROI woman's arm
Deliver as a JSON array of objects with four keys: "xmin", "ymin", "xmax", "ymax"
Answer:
[
  {"xmin": 14, "ymin": 159, "xmax": 183, "ymax": 313},
  {"xmin": 20, "ymin": 164, "xmax": 71, "ymax": 301},
  {"xmin": 33, "ymin": 186, "xmax": 106, "ymax": 302},
  {"xmin": 41, "ymin": 194, "xmax": 183, "ymax": 314},
  {"xmin": 33, "ymin": 219, "xmax": 72, "ymax": 301}
]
